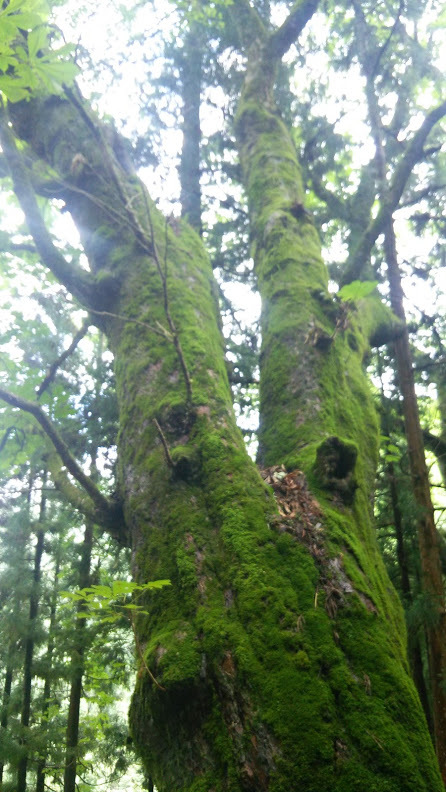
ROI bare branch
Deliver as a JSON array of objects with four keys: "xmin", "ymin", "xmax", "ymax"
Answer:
[
  {"xmin": 342, "ymin": 99, "xmax": 446, "ymax": 285},
  {"xmin": 36, "ymin": 320, "xmax": 91, "ymax": 397},
  {"xmin": 389, "ymin": 100, "xmax": 446, "ymax": 204},
  {"xmin": 269, "ymin": 0, "xmax": 320, "ymax": 60},
  {"xmin": 0, "ymin": 386, "xmax": 110, "ymax": 515}
]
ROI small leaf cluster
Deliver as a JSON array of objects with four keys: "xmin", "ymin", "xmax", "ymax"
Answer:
[
  {"xmin": 60, "ymin": 579, "xmax": 171, "ymax": 624},
  {"xmin": 0, "ymin": 0, "xmax": 78, "ymax": 102},
  {"xmin": 338, "ymin": 280, "xmax": 378, "ymax": 304}
]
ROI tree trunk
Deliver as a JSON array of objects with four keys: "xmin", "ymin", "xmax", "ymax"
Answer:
[
  {"xmin": 178, "ymin": 6, "xmax": 203, "ymax": 235},
  {"xmin": 233, "ymin": 37, "xmax": 442, "ymax": 791},
  {"xmin": 0, "ymin": 661, "xmax": 13, "ymax": 788},
  {"xmin": 7, "ymin": 82, "xmax": 443, "ymax": 791},
  {"xmin": 63, "ymin": 520, "xmax": 93, "ymax": 792},
  {"xmin": 385, "ymin": 221, "xmax": 446, "ymax": 779},
  {"xmin": 35, "ymin": 553, "xmax": 61, "ymax": 792},
  {"xmin": 17, "ymin": 490, "xmax": 45, "ymax": 792}
]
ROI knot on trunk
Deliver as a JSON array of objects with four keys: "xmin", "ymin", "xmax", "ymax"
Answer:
[{"xmin": 315, "ymin": 436, "xmax": 358, "ymax": 504}]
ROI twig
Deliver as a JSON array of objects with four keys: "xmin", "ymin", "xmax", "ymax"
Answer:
[
  {"xmin": 130, "ymin": 610, "xmax": 165, "ymax": 691},
  {"xmin": 36, "ymin": 319, "xmax": 90, "ymax": 397},
  {"xmin": 87, "ymin": 308, "xmax": 172, "ymax": 339},
  {"xmin": 143, "ymin": 200, "xmax": 193, "ymax": 402},
  {"xmin": 153, "ymin": 419, "xmax": 174, "ymax": 468}
]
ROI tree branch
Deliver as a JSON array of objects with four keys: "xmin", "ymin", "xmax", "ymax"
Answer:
[
  {"xmin": 45, "ymin": 453, "xmax": 127, "ymax": 544},
  {"xmin": 269, "ymin": 0, "xmax": 320, "ymax": 60},
  {"xmin": 0, "ymin": 386, "xmax": 110, "ymax": 515},
  {"xmin": 0, "ymin": 230, "xmax": 37, "ymax": 255},
  {"xmin": 36, "ymin": 320, "xmax": 91, "ymax": 397},
  {"xmin": 0, "ymin": 103, "xmax": 97, "ymax": 308},
  {"xmin": 309, "ymin": 174, "xmax": 349, "ymax": 221},
  {"xmin": 389, "ymin": 99, "xmax": 446, "ymax": 205},
  {"xmin": 342, "ymin": 99, "xmax": 446, "ymax": 285},
  {"xmin": 227, "ymin": 0, "xmax": 266, "ymax": 50}
]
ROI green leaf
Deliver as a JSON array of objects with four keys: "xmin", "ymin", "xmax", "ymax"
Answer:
[
  {"xmin": 142, "ymin": 579, "xmax": 171, "ymax": 589},
  {"xmin": 27, "ymin": 26, "xmax": 48, "ymax": 59},
  {"xmin": 0, "ymin": 78, "xmax": 29, "ymax": 102},
  {"xmin": 112, "ymin": 580, "xmax": 138, "ymax": 596},
  {"xmin": 338, "ymin": 280, "xmax": 378, "ymax": 303},
  {"xmin": 35, "ymin": 58, "xmax": 79, "ymax": 85},
  {"xmin": 88, "ymin": 584, "xmax": 113, "ymax": 597}
]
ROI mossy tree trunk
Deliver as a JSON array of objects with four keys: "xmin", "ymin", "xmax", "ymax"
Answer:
[
  {"xmin": 348, "ymin": 2, "xmax": 446, "ymax": 775},
  {"xmin": 1, "ymin": 13, "xmax": 443, "ymax": 792},
  {"xmin": 231, "ymin": 7, "xmax": 441, "ymax": 789}
]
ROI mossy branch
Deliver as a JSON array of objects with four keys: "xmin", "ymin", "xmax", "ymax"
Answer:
[
  {"xmin": 227, "ymin": 0, "xmax": 266, "ymax": 49},
  {"xmin": 64, "ymin": 89, "xmax": 193, "ymax": 403},
  {"xmin": 44, "ymin": 452, "xmax": 104, "ymax": 526},
  {"xmin": 0, "ymin": 102, "xmax": 96, "ymax": 309},
  {"xmin": 309, "ymin": 173, "xmax": 350, "ymax": 221}
]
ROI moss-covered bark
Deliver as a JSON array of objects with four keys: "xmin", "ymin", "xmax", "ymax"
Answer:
[
  {"xmin": 233, "ymin": 33, "xmax": 443, "ymax": 792},
  {"xmin": 8, "ymin": 60, "xmax": 442, "ymax": 792}
]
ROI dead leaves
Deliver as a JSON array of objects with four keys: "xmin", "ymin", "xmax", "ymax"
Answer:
[{"xmin": 261, "ymin": 465, "xmax": 359, "ymax": 620}]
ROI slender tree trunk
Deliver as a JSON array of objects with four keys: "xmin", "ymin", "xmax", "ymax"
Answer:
[
  {"xmin": 385, "ymin": 222, "xmax": 446, "ymax": 778},
  {"xmin": 178, "ymin": 8, "xmax": 203, "ymax": 235},
  {"xmin": 387, "ymin": 470, "xmax": 431, "ymax": 722},
  {"xmin": 17, "ymin": 489, "xmax": 46, "ymax": 792},
  {"xmin": 349, "ymin": 2, "xmax": 446, "ymax": 775},
  {"xmin": 377, "ymin": 355, "xmax": 432, "ymax": 727},
  {"xmin": 63, "ymin": 520, "xmax": 93, "ymax": 792},
  {"xmin": 35, "ymin": 553, "xmax": 61, "ymax": 792},
  {"xmin": 0, "ymin": 660, "xmax": 13, "ymax": 788}
]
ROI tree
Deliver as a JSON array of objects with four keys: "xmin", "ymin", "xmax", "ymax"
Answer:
[{"xmin": 1, "ymin": 0, "xmax": 445, "ymax": 790}]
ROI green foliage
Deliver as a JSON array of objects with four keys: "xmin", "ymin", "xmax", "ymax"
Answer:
[
  {"xmin": 0, "ymin": 0, "xmax": 78, "ymax": 102},
  {"xmin": 60, "ymin": 579, "xmax": 171, "ymax": 623},
  {"xmin": 338, "ymin": 280, "xmax": 378, "ymax": 304}
]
